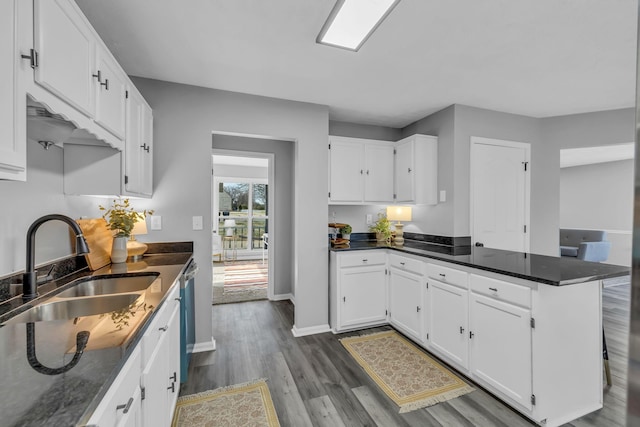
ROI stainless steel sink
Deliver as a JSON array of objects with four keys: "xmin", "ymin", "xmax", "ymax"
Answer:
[
  {"xmin": 55, "ymin": 274, "xmax": 159, "ymax": 298},
  {"xmin": 3, "ymin": 294, "xmax": 142, "ymax": 324}
]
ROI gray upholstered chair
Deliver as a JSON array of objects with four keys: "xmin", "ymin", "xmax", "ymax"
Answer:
[{"xmin": 559, "ymin": 229, "xmax": 611, "ymax": 262}]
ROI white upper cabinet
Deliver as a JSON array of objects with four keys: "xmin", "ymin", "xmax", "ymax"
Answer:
[
  {"xmin": 364, "ymin": 143, "xmax": 394, "ymax": 202},
  {"xmin": 0, "ymin": 0, "xmax": 27, "ymax": 181},
  {"xmin": 94, "ymin": 46, "xmax": 127, "ymax": 139},
  {"xmin": 33, "ymin": 0, "xmax": 95, "ymax": 117},
  {"xmin": 328, "ymin": 136, "xmax": 394, "ymax": 204},
  {"xmin": 328, "ymin": 138, "xmax": 364, "ymax": 202},
  {"xmin": 328, "ymin": 134, "xmax": 437, "ymax": 206},
  {"xmin": 395, "ymin": 134, "xmax": 438, "ymax": 205},
  {"xmin": 124, "ymin": 85, "xmax": 153, "ymax": 197}
]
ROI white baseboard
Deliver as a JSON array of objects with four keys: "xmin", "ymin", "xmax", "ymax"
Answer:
[
  {"xmin": 192, "ymin": 337, "xmax": 217, "ymax": 353},
  {"xmin": 291, "ymin": 324, "xmax": 331, "ymax": 337},
  {"xmin": 271, "ymin": 292, "xmax": 294, "ymax": 303}
]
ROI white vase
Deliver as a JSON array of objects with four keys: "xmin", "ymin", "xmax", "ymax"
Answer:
[{"xmin": 111, "ymin": 236, "xmax": 128, "ymax": 263}]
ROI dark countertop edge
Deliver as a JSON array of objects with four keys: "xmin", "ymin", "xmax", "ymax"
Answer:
[{"xmin": 330, "ymin": 243, "xmax": 629, "ymax": 286}]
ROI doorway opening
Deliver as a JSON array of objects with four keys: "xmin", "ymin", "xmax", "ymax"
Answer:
[{"xmin": 212, "ymin": 154, "xmax": 272, "ymax": 304}]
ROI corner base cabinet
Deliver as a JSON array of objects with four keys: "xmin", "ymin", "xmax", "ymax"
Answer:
[
  {"xmin": 329, "ymin": 249, "xmax": 604, "ymax": 427},
  {"xmin": 329, "ymin": 251, "xmax": 388, "ymax": 332}
]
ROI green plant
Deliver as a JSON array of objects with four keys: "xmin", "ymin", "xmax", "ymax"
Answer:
[
  {"xmin": 340, "ymin": 224, "xmax": 352, "ymax": 235},
  {"xmin": 369, "ymin": 213, "xmax": 392, "ymax": 241},
  {"xmin": 99, "ymin": 198, "xmax": 154, "ymax": 237}
]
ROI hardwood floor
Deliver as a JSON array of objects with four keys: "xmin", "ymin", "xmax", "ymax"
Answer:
[{"xmin": 180, "ymin": 284, "xmax": 630, "ymax": 426}]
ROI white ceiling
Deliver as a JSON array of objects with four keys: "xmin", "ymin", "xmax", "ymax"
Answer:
[{"xmin": 76, "ymin": 0, "xmax": 638, "ymax": 128}]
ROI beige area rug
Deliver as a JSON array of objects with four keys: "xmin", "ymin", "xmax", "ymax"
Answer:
[
  {"xmin": 172, "ymin": 379, "xmax": 280, "ymax": 427},
  {"xmin": 212, "ymin": 260, "xmax": 268, "ymax": 304},
  {"xmin": 340, "ymin": 330, "xmax": 474, "ymax": 413}
]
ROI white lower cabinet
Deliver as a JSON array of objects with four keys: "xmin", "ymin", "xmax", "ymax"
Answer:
[
  {"xmin": 88, "ymin": 346, "xmax": 143, "ymax": 427},
  {"xmin": 426, "ymin": 279, "xmax": 468, "ymax": 370},
  {"xmin": 330, "ymin": 251, "xmax": 603, "ymax": 427},
  {"xmin": 88, "ymin": 284, "xmax": 180, "ymax": 427},
  {"xmin": 469, "ymin": 292, "xmax": 532, "ymax": 411},
  {"xmin": 141, "ymin": 292, "xmax": 181, "ymax": 426},
  {"xmin": 389, "ymin": 265, "xmax": 423, "ymax": 342},
  {"xmin": 330, "ymin": 251, "xmax": 387, "ymax": 332}
]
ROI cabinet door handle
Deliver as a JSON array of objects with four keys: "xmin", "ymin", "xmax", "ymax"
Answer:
[
  {"xmin": 175, "ymin": 297, "xmax": 182, "ymax": 301},
  {"xmin": 141, "ymin": 143, "xmax": 150, "ymax": 153},
  {"xmin": 116, "ymin": 397, "xmax": 134, "ymax": 414},
  {"xmin": 168, "ymin": 382, "xmax": 175, "ymax": 393},
  {"xmin": 343, "ymin": 296, "xmax": 346, "ymax": 302},
  {"xmin": 92, "ymin": 70, "xmax": 102, "ymax": 82},
  {"xmin": 159, "ymin": 326, "xmax": 168, "ymax": 332},
  {"xmin": 489, "ymin": 287, "xmax": 498, "ymax": 292},
  {"xmin": 469, "ymin": 331, "xmax": 474, "ymax": 339},
  {"xmin": 460, "ymin": 326, "xmax": 465, "ymax": 334},
  {"xmin": 408, "ymin": 167, "xmax": 412, "ymax": 173},
  {"xmin": 101, "ymin": 78, "xmax": 109, "ymax": 90},
  {"xmin": 416, "ymin": 306, "xmax": 421, "ymax": 312},
  {"xmin": 400, "ymin": 262, "xmax": 405, "ymax": 266},
  {"xmin": 366, "ymin": 170, "xmax": 369, "ymax": 175},
  {"xmin": 362, "ymin": 259, "xmax": 368, "ymax": 263},
  {"xmin": 360, "ymin": 169, "xmax": 364, "ymax": 174},
  {"xmin": 170, "ymin": 371, "xmax": 177, "ymax": 382},
  {"xmin": 439, "ymin": 273, "xmax": 446, "ymax": 278},
  {"xmin": 21, "ymin": 49, "xmax": 39, "ymax": 69}
]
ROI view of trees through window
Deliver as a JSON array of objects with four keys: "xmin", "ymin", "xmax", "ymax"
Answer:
[{"xmin": 218, "ymin": 182, "xmax": 268, "ymax": 250}]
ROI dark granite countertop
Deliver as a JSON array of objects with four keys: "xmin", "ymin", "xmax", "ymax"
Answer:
[
  {"xmin": 331, "ymin": 240, "xmax": 630, "ymax": 286},
  {"xmin": 0, "ymin": 247, "xmax": 193, "ymax": 427}
]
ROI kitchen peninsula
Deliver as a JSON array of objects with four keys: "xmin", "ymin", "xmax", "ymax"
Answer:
[
  {"xmin": 0, "ymin": 243, "xmax": 193, "ymax": 427},
  {"xmin": 330, "ymin": 235, "xmax": 629, "ymax": 427}
]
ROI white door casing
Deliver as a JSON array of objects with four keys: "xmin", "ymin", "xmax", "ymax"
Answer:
[{"xmin": 470, "ymin": 137, "xmax": 530, "ymax": 252}]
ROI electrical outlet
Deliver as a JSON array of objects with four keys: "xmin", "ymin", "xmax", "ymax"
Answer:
[
  {"xmin": 192, "ymin": 216, "xmax": 203, "ymax": 230},
  {"xmin": 366, "ymin": 214, "xmax": 373, "ymax": 225},
  {"xmin": 150, "ymin": 215, "xmax": 162, "ymax": 230}
]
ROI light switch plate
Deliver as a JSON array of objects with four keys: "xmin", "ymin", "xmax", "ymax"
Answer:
[
  {"xmin": 192, "ymin": 216, "xmax": 203, "ymax": 230},
  {"xmin": 439, "ymin": 190, "xmax": 446, "ymax": 202},
  {"xmin": 150, "ymin": 215, "xmax": 162, "ymax": 230},
  {"xmin": 366, "ymin": 214, "xmax": 373, "ymax": 225}
]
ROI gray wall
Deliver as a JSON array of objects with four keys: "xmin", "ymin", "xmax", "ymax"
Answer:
[
  {"xmin": 212, "ymin": 135, "xmax": 294, "ymax": 297},
  {"xmin": 560, "ymin": 160, "xmax": 634, "ymax": 266},
  {"xmin": 132, "ymin": 77, "xmax": 329, "ymax": 343},
  {"xmin": 401, "ymin": 105, "xmax": 456, "ymax": 236},
  {"xmin": 329, "ymin": 120, "xmax": 401, "ymax": 141},
  {"xmin": 453, "ymin": 105, "xmax": 552, "ymax": 254},
  {"xmin": 0, "ymin": 141, "xmax": 107, "ymax": 277}
]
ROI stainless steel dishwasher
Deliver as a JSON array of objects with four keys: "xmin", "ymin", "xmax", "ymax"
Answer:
[{"xmin": 180, "ymin": 258, "xmax": 198, "ymax": 382}]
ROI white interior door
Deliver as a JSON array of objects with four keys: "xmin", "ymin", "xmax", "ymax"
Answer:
[{"xmin": 471, "ymin": 137, "xmax": 530, "ymax": 252}]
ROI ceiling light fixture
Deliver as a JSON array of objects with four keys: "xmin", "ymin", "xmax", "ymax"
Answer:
[{"xmin": 317, "ymin": 0, "xmax": 400, "ymax": 51}]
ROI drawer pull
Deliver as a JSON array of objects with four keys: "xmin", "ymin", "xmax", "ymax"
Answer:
[
  {"xmin": 439, "ymin": 273, "xmax": 446, "ymax": 277},
  {"xmin": 460, "ymin": 326, "xmax": 465, "ymax": 334},
  {"xmin": 362, "ymin": 259, "xmax": 368, "ymax": 263},
  {"xmin": 489, "ymin": 287, "xmax": 498, "ymax": 292},
  {"xmin": 400, "ymin": 262, "xmax": 405, "ymax": 266},
  {"xmin": 116, "ymin": 397, "xmax": 134, "ymax": 414},
  {"xmin": 159, "ymin": 326, "xmax": 168, "ymax": 332}
]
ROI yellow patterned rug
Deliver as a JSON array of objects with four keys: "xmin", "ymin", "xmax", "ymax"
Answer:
[
  {"xmin": 340, "ymin": 330, "xmax": 474, "ymax": 413},
  {"xmin": 172, "ymin": 379, "xmax": 280, "ymax": 426}
]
